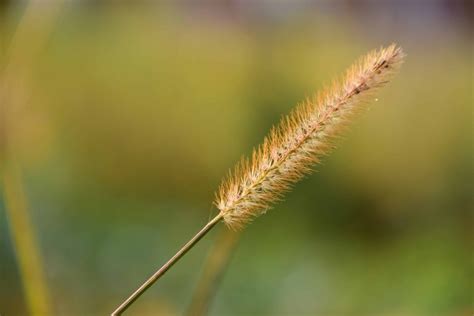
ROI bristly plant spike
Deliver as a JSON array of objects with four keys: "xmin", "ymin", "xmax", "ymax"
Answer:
[
  {"xmin": 216, "ymin": 44, "xmax": 405, "ymax": 229},
  {"xmin": 112, "ymin": 44, "xmax": 405, "ymax": 315}
]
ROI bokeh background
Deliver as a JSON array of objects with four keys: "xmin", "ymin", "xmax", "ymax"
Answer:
[{"xmin": 0, "ymin": 1, "xmax": 472, "ymax": 315}]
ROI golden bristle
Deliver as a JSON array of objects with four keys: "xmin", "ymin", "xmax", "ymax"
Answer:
[{"xmin": 215, "ymin": 44, "xmax": 405, "ymax": 229}]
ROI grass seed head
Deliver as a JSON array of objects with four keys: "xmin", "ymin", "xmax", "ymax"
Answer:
[{"xmin": 215, "ymin": 44, "xmax": 405, "ymax": 230}]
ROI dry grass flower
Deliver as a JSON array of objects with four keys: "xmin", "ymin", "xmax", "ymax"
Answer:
[
  {"xmin": 216, "ymin": 44, "xmax": 405, "ymax": 229},
  {"xmin": 113, "ymin": 44, "xmax": 405, "ymax": 315}
]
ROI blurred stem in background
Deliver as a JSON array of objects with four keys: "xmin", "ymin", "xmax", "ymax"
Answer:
[
  {"xmin": 2, "ymin": 162, "xmax": 52, "ymax": 315},
  {"xmin": 1, "ymin": 1, "xmax": 61, "ymax": 314},
  {"xmin": 186, "ymin": 228, "xmax": 241, "ymax": 316}
]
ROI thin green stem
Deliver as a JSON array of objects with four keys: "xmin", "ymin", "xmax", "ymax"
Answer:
[{"xmin": 111, "ymin": 213, "xmax": 224, "ymax": 315}]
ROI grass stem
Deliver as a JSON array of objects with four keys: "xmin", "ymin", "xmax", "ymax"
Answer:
[
  {"xmin": 111, "ymin": 213, "xmax": 224, "ymax": 315},
  {"xmin": 2, "ymin": 162, "xmax": 52, "ymax": 316}
]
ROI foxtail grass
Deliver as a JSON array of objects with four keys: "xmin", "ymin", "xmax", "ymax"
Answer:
[{"xmin": 112, "ymin": 44, "xmax": 405, "ymax": 315}]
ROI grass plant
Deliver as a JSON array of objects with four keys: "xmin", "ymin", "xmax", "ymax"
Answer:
[{"xmin": 112, "ymin": 44, "xmax": 405, "ymax": 315}]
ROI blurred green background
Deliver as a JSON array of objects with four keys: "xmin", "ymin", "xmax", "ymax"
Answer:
[{"xmin": 0, "ymin": 1, "xmax": 472, "ymax": 315}]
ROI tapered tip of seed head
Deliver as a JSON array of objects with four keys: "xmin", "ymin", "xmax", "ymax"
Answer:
[
  {"xmin": 374, "ymin": 43, "xmax": 405, "ymax": 71},
  {"xmin": 384, "ymin": 43, "xmax": 405, "ymax": 63}
]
